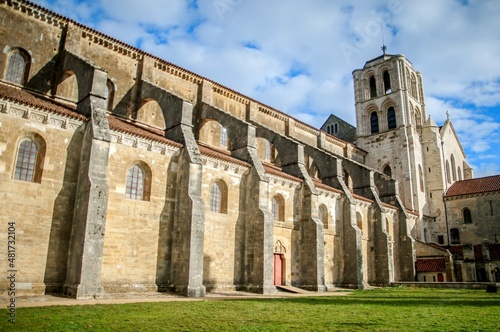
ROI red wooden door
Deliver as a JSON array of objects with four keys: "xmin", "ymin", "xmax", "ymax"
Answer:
[
  {"xmin": 437, "ymin": 273, "xmax": 444, "ymax": 282},
  {"xmin": 274, "ymin": 254, "xmax": 283, "ymax": 285}
]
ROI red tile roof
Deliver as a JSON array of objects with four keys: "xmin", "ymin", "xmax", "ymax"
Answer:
[
  {"xmin": 263, "ymin": 164, "xmax": 303, "ymax": 183},
  {"xmin": 474, "ymin": 245, "xmax": 484, "ymax": 260},
  {"xmin": 197, "ymin": 143, "xmax": 251, "ymax": 168},
  {"xmin": 445, "ymin": 175, "xmax": 500, "ymax": 197},
  {"xmin": 108, "ymin": 117, "xmax": 182, "ymax": 148},
  {"xmin": 448, "ymin": 245, "xmax": 464, "ymax": 259},
  {"xmin": 352, "ymin": 193, "xmax": 373, "ymax": 203},
  {"xmin": 416, "ymin": 258, "xmax": 446, "ymax": 272},
  {"xmin": 312, "ymin": 180, "xmax": 343, "ymax": 194},
  {"xmin": 0, "ymin": 83, "xmax": 86, "ymax": 121},
  {"xmin": 488, "ymin": 244, "xmax": 500, "ymax": 260}
]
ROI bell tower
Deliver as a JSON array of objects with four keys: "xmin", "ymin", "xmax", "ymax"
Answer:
[{"xmin": 352, "ymin": 51, "xmax": 428, "ymax": 239}]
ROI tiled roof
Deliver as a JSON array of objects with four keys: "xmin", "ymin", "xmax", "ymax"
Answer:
[
  {"xmin": 448, "ymin": 245, "xmax": 464, "ymax": 259},
  {"xmin": 423, "ymin": 242, "xmax": 450, "ymax": 253},
  {"xmin": 381, "ymin": 202, "xmax": 397, "ymax": 210},
  {"xmin": 474, "ymin": 245, "xmax": 484, "ymax": 260},
  {"xmin": 488, "ymin": 244, "xmax": 500, "ymax": 260},
  {"xmin": 108, "ymin": 117, "xmax": 182, "ymax": 148},
  {"xmin": 445, "ymin": 175, "xmax": 500, "ymax": 197},
  {"xmin": 312, "ymin": 180, "xmax": 343, "ymax": 194},
  {"xmin": 352, "ymin": 193, "xmax": 373, "ymax": 203},
  {"xmin": 0, "ymin": 83, "xmax": 86, "ymax": 121},
  {"xmin": 197, "ymin": 143, "xmax": 251, "ymax": 168},
  {"xmin": 415, "ymin": 258, "xmax": 446, "ymax": 272},
  {"xmin": 263, "ymin": 164, "xmax": 303, "ymax": 183}
]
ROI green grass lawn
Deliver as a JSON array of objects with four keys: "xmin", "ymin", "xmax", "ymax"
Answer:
[{"xmin": 2, "ymin": 287, "xmax": 500, "ymax": 331}]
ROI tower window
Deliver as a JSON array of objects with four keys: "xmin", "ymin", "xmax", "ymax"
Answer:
[
  {"xmin": 387, "ymin": 107, "xmax": 396, "ymax": 129},
  {"xmin": 383, "ymin": 70, "xmax": 391, "ymax": 94},
  {"xmin": 383, "ymin": 165, "xmax": 392, "ymax": 177},
  {"xmin": 419, "ymin": 165, "xmax": 424, "ymax": 192},
  {"xmin": 410, "ymin": 74, "xmax": 418, "ymax": 100},
  {"xmin": 463, "ymin": 208, "xmax": 472, "ymax": 224},
  {"xmin": 370, "ymin": 111, "xmax": 379, "ymax": 134},
  {"xmin": 450, "ymin": 228, "xmax": 460, "ymax": 244},
  {"xmin": 327, "ymin": 123, "xmax": 338, "ymax": 135},
  {"xmin": 369, "ymin": 76, "xmax": 377, "ymax": 99}
]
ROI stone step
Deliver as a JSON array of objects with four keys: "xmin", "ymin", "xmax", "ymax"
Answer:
[{"xmin": 276, "ymin": 285, "xmax": 312, "ymax": 294}]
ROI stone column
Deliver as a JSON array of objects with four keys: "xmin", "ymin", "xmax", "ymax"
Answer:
[
  {"xmin": 63, "ymin": 55, "xmax": 110, "ymax": 299},
  {"xmin": 281, "ymin": 145, "xmax": 325, "ymax": 292},
  {"xmin": 167, "ymin": 100, "xmax": 206, "ymax": 297}
]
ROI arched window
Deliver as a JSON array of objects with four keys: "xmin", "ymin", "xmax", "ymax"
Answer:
[
  {"xmin": 419, "ymin": 165, "xmax": 424, "ymax": 192},
  {"xmin": 450, "ymin": 228, "xmax": 460, "ymax": 244},
  {"xmin": 344, "ymin": 169, "xmax": 353, "ymax": 191},
  {"xmin": 210, "ymin": 183, "xmax": 221, "ymax": 212},
  {"xmin": 14, "ymin": 138, "xmax": 38, "ymax": 182},
  {"xmin": 265, "ymin": 140, "xmax": 271, "ymax": 161},
  {"xmin": 383, "ymin": 70, "xmax": 391, "ymax": 94},
  {"xmin": 256, "ymin": 137, "xmax": 273, "ymax": 162},
  {"xmin": 126, "ymin": 165, "xmax": 145, "ymax": 200},
  {"xmin": 369, "ymin": 76, "xmax": 377, "ymax": 99},
  {"xmin": 137, "ymin": 99, "xmax": 166, "ymax": 130},
  {"xmin": 387, "ymin": 107, "xmax": 396, "ymax": 129},
  {"xmin": 446, "ymin": 161, "xmax": 451, "ymax": 184},
  {"xmin": 319, "ymin": 204, "xmax": 328, "ymax": 229},
  {"xmin": 463, "ymin": 208, "xmax": 472, "ymax": 224},
  {"xmin": 424, "ymin": 228, "xmax": 429, "ymax": 242},
  {"xmin": 5, "ymin": 49, "xmax": 30, "ymax": 85},
  {"xmin": 451, "ymin": 155, "xmax": 457, "ymax": 182},
  {"xmin": 383, "ymin": 165, "xmax": 392, "ymax": 177},
  {"xmin": 370, "ymin": 111, "xmax": 379, "ymax": 134},
  {"xmin": 272, "ymin": 195, "xmax": 284, "ymax": 221},
  {"xmin": 410, "ymin": 74, "xmax": 418, "ymax": 99},
  {"xmin": 458, "ymin": 166, "xmax": 462, "ymax": 180},
  {"xmin": 220, "ymin": 127, "xmax": 228, "ymax": 147},
  {"xmin": 199, "ymin": 120, "xmax": 228, "ymax": 150},
  {"xmin": 328, "ymin": 123, "xmax": 338, "ymax": 134},
  {"xmin": 13, "ymin": 134, "xmax": 45, "ymax": 183},
  {"xmin": 105, "ymin": 79, "xmax": 115, "ymax": 112},
  {"xmin": 356, "ymin": 212, "xmax": 363, "ymax": 231},
  {"xmin": 414, "ymin": 107, "xmax": 422, "ymax": 129},
  {"xmin": 210, "ymin": 181, "xmax": 227, "ymax": 213}
]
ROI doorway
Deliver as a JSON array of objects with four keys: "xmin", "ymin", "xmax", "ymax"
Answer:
[{"xmin": 274, "ymin": 253, "xmax": 284, "ymax": 286}]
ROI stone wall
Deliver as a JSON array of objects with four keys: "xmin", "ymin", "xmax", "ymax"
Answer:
[
  {"xmin": 0, "ymin": 99, "xmax": 85, "ymax": 295},
  {"xmin": 0, "ymin": 0, "xmax": 415, "ymax": 297}
]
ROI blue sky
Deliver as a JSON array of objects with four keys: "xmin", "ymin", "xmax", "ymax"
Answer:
[{"xmin": 34, "ymin": 0, "xmax": 500, "ymax": 177}]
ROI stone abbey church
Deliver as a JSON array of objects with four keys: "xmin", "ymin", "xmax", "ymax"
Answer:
[{"xmin": 1, "ymin": 1, "xmax": 499, "ymax": 299}]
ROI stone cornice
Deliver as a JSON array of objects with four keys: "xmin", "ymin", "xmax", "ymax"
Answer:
[{"xmin": 0, "ymin": 99, "xmax": 84, "ymax": 131}]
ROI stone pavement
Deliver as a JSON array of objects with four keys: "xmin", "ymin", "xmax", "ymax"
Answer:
[{"xmin": 8, "ymin": 289, "xmax": 353, "ymax": 308}]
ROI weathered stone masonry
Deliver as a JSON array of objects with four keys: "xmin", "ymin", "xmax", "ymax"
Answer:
[{"xmin": 0, "ymin": 0, "xmax": 415, "ymax": 298}]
